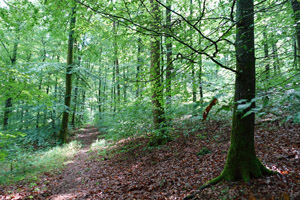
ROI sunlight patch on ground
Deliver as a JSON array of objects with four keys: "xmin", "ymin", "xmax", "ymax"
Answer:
[
  {"xmin": 90, "ymin": 139, "xmax": 108, "ymax": 151},
  {"xmin": 52, "ymin": 193, "xmax": 77, "ymax": 200}
]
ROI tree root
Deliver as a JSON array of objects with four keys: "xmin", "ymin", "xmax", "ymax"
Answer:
[
  {"xmin": 183, "ymin": 175, "xmax": 224, "ymax": 200},
  {"xmin": 183, "ymin": 167, "xmax": 277, "ymax": 200}
]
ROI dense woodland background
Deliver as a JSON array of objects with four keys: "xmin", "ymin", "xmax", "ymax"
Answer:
[{"xmin": 0, "ymin": 0, "xmax": 299, "ymax": 199}]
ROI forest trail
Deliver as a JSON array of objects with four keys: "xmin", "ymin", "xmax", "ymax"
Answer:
[{"xmin": 47, "ymin": 125, "xmax": 101, "ymax": 200}]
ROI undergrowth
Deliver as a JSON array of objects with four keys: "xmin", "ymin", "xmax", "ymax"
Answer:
[{"xmin": 0, "ymin": 141, "xmax": 81, "ymax": 185}]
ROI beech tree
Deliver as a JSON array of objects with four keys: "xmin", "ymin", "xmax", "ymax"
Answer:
[
  {"xmin": 186, "ymin": 2, "xmax": 275, "ymax": 195},
  {"xmin": 150, "ymin": 0, "xmax": 166, "ymax": 140},
  {"xmin": 59, "ymin": 6, "xmax": 76, "ymax": 143}
]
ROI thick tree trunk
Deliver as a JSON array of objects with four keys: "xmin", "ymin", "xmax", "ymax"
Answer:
[
  {"xmin": 218, "ymin": 0, "xmax": 273, "ymax": 182},
  {"xmin": 59, "ymin": 7, "xmax": 76, "ymax": 143},
  {"xmin": 198, "ymin": 0, "xmax": 274, "ymax": 187},
  {"xmin": 150, "ymin": 0, "xmax": 165, "ymax": 130},
  {"xmin": 291, "ymin": 0, "xmax": 300, "ymax": 67}
]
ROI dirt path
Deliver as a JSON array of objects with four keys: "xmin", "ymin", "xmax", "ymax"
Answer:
[{"xmin": 47, "ymin": 125, "xmax": 100, "ymax": 200}]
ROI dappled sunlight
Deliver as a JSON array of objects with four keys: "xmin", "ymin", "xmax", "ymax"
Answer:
[{"xmin": 51, "ymin": 192, "xmax": 80, "ymax": 200}]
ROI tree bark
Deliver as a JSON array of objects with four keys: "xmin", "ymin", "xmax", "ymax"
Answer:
[
  {"xmin": 59, "ymin": 7, "xmax": 76, "ymax": 143},
  {"xmin": 204, "ymin": 0, "xmax": 274, "ymax": 186},
  {"xmin": 165, "ymin": 0, "xmax": 173, "ymax": 108},
  {"xmin": 219, "ymin": 0, "xmax": 273, "ymax": 182},
  {"xmin": 136, "ymin": 37, "xmax": 142, "ymax": 98},
  {"xmin": 150, "ymin": 0, "xmax": 165, "ymax": 130},
  {"xmin": 263, "ymin": 32, "xmax": 270, "ymax": 79},
  {"xmin": 3, "ymin": 39, "xmax": 18, "ymax": 129}
]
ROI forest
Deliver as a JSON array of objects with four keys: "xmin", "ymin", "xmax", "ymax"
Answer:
[{"xmin": 0, "ymin": 0, "xmax": 299, "ymax": 199}]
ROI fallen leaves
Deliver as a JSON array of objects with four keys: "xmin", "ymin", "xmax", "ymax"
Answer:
[{"xmin": 0, "ymin": 121, "xmax": 299, "ymax": 199}]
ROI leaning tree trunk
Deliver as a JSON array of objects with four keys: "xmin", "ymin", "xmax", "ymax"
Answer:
[{"xmin": 59, "ymin": 7, "xmax": 76, "ymax": 143}]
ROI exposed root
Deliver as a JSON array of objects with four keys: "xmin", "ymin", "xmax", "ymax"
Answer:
[
  {"xmin": 183, "ymin": 166, "xmax": 277, "ymax": 200},
  {"xmin": 183, "ymin": 175, "xmax": 224, "ymax": 200}
]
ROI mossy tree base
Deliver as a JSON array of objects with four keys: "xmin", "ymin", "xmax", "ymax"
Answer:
[{"xmin": 184, "ymin": 159, "xmax": 276, "ymax": 200}]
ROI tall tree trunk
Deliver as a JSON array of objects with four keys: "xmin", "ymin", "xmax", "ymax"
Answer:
[
  {"xmin": 150, "ymin": 0, "xmax": 165, "ymax": 131},
  {"xmin": 36, "ymin": 79, "xmax": 43, "ymax": 128},
  {"xmin": 272, "ymin": 42, "xmax": 280, "ymax": 73},
  {"xmin": 160, "ymin": 35, "xmax": 164, "ymax": 84},
  {"xmin": 113, "ymin": 21, "xmax": 120, "ymax": 106},
  {"xmin": 79, "ymin": 91, "xmax": 86, "ymax": 124},
  {"xmin": 123, "ymin": 64, "xmax": 127, "ymax": 102},
  {"xmin": 59, "ymin": 7, "xmax": 76, "ymax": 143},
  {"xmin": 291, "ymin": 0, "xmax": 300, "ymax": 67},
  {"xmin": 198, "ymin": 0, "xmax": 203, "ymax": 105},
  {"xmin": 220, "ymin": 0, "xmax": 272, "ymax": 182},
  {"xmin": 196, "ymin": 0, "xmax": 274, "ymax": 189},
  {"xmin": 263, "ymin": 32, "xmax": 270, "ymax": 79},
  {"xmin": 71, "ymin": 77, "xmax": 78, "ymax": 128},
  {"xmin": 165, "ymin": 0, "xmax": 173, "ymax": 108},
  {"xmin": 3, "ymin": 40, "xmax": 18, "ymax": 129},
  {"xmin": 190, "ymin": 0, "xmax": 196, "ymax": 104},
  {"xmin": 136, "ymin": 37, "xmax": 142, "ymax": 98}
]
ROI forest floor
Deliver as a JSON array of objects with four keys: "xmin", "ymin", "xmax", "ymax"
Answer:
[{"xmin": 0, "ymin": 121, "xmax": 300, "ymax": 200}]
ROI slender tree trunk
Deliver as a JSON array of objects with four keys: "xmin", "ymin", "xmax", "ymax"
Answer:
[
  {"xmin": 272, "ymin": 42, "xmax": 280, "ymax": 73},
  {"xmin": 123, "ymin": 64, "xmax": 127, "ymax": 102},
  {"xmin": 291, "ymin": 0, "xmax": 300, "ymax": 67},
  {"xmin": 198, "ymin": 0, "xmax": 203, "ymax": 104},
  {"xmin": 190, "ymin": 0, "xmax": 196, "ymax": 104},
  {"xmin": 36, "ymin": 79, "xmax": 43, "ymax": 128},
  {"xmin": 136, "ymin": 38, "xmax": 141, "ymax": 98},
  {"xmin": 59, "ymin": 7, "xmax": 76, "ymax": 143},
  {"xmin": 71, "ymin": 77, "xmax": 78, "ymax": 128},
  {"xmin": 294, "ymin": 39, "xmax": 298, "ymax": 67},
  {"xmin": 98, "ymin": 52, "xmax": 102, "ymax": 118},
  {"xmin": 113, "ymin": 21, "xmax": 120, "ymax": 106},
  {"xmin": 160, "ymin": 35, "xmax": 164, "ymax": 84},
  {"xmin": 263, "ymin": 32, "xmax": 270, "ymax": 79},
  {"xmin": 165, "ymin": 0, "xmax": 173, "ymax": 108},
  {"xmin": 79, "ymin": 91, "xmax": 86, "ymax": 124}
]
